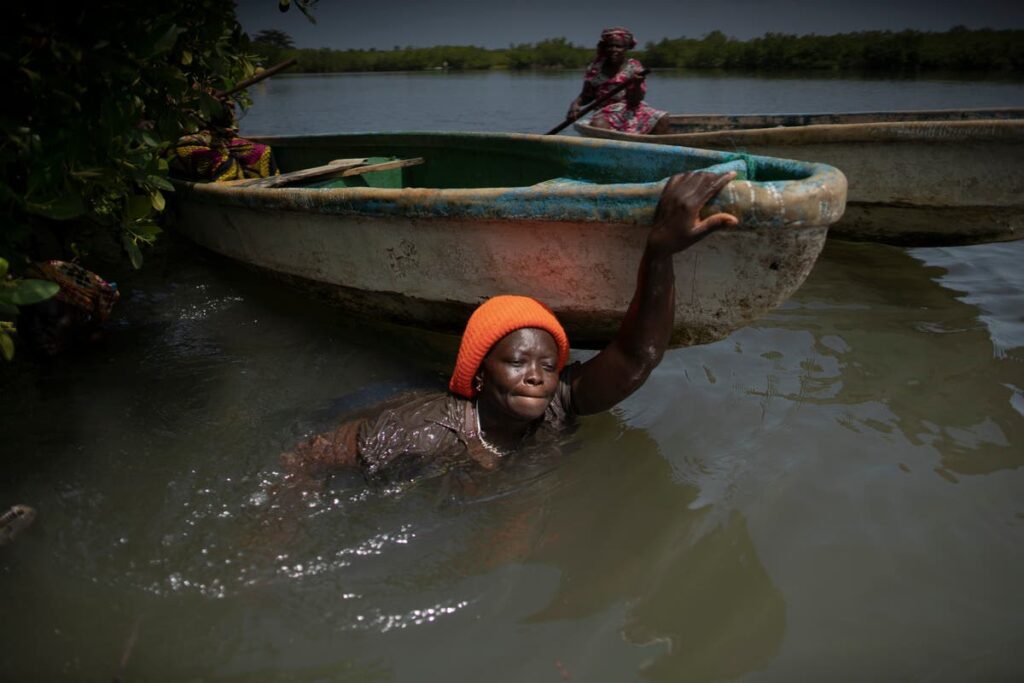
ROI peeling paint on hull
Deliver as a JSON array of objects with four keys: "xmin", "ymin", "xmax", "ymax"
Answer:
[
  {"xmin": 171, "ymin": 132, "xmax": 844, "ymax": 347},
  {"xmin": 575, "ymin": 108, "xmax": 1024, "ymax": 246}
]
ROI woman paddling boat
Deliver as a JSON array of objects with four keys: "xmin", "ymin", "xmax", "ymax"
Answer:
[{"xmin": 565, "ymin": 27, "xmax": 669, "ymax": 135}]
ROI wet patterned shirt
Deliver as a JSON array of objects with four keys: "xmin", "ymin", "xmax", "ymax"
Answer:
[{"xmin": 284, "ymin": 364, "xmax": 581, "ymax": 484}]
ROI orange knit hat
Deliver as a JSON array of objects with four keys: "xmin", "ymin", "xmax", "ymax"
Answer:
[{"xmin": 449, "ymin": 295, "xmax": 571, "ymax": 398}]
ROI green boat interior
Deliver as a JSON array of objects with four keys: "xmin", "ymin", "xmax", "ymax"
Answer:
[
  {"xmin": 304, "ymin": 157, "xmax": 751, "ymax": 190},
  {"xmin": 258, "ymin": 133, "xmax": 810, "ymax": 191}
]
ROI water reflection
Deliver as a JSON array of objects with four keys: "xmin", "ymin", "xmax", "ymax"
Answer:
[
  {"xmin": 751, "ymin": 240, "xmax": 1024, "ymax": 477},
  {"xmin": 500, "ymin": 418, "xmax": 786, "ymax": 681}
]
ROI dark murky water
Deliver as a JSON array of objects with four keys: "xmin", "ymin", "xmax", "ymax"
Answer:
[{"xmin": 2, "ymin": 72, "xmax": 1023, "ymax": 681}]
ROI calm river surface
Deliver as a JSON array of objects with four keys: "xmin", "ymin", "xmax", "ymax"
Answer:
[{"xmin": 2, "ymin": 72, "xmax": 1024, "ymax": 681}]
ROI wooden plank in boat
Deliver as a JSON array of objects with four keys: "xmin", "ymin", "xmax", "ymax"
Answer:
[
  {"xmin": 337, "ymin": 157, "xmax": 424, "ymax": 178},
  {"xmin": 232, "ymin": 158, "xmax": 368, "ymax": 188},
  {"xmin": 237, "ymin": 157, "xmax": 424, "ymax": 189}
]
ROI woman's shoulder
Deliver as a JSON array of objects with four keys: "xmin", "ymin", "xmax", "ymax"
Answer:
[
  {"xmin": 360, "ymin": 390, "xmax": 463, "ymax": 436},
  {"xmin": 357, "ymin": 391, "xmax": 468, "ymax": 476}
]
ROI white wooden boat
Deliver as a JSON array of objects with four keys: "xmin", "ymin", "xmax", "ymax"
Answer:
[
  {"xmin": 575, "ymin": 108, "xmax": 1024, "ymax": 246},
  {"xmin": 170, "ymin": 132, "xmax": 846, "ymax": 347}
]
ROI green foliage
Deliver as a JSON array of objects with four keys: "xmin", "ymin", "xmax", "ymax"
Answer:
[
  {"xmin": 252, "ymin": 29, "xmax": 296, "ymax": 65},
  {"xmin": 253, "ymin": 29, "xmax": 295, "ymax": 50},
  {"xmin": 252, "ymin": 43, "xmax": 502, "ymax": 72},
  {"xmin": 0, "ymin": 257, "xmax": 59, "ymax": 359},
  {"xmin": 505, "ymin": 38, "xmax": 592, "ymax": 70},
  {"xmin": 250, "ymin": 27, "xmax": 1023, "ymax": 75},
  {"xmin": 249, "ymin": 38, "xmax": 593, "ymax": 73},
  {"xmin": 277, "ymin": 0, "xmax": 318, "ymax": 25},
  {"xmin": 1, "ymin": 1, "xmax": 258, "ymax": 358},
  {"xmin": 642, "ymin": 28, "xmax": 1024, "ymax": 72}
]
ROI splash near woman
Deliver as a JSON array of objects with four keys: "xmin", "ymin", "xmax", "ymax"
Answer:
[{"xmin": 566, "ymin": 27, "xmax": 670, "ymax": 135}]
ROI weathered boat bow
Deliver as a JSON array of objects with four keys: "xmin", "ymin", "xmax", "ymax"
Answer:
[
  {"xmin": 171, "ymin": 132, "xmax": 846, "ymax": 347},
  {"xmin": 576, "ymin": 108, "xmax": 1024, "ymax": 246}
]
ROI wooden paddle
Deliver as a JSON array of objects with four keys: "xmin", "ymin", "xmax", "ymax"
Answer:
[
  {"xmin": 545, "ymin": 68, "xmax": 651, "ymax": 135},
  {"xmin": 189, "ymin": 58, "xmax": 299, "ymax": 129}
]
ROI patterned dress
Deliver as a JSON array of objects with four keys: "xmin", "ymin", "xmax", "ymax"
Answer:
[
  {"xmin": 594, "ymin": 101, "xmax": 667, "ymax": 135},
  {"xmin": 581, "ymin": 57, "xmax": 647, "ymax": 104},
  {"xmin": 581, "ymin": 57, "xmax": 667, "ymax": 135}
]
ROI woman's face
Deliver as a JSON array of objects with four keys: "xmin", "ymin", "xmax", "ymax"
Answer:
[
  {"xmin": 603, "ymin": 36, "xmax": 630, "ymax": 66},
  {"xmin": 476, "ymin": 328, "xmax": 560, "ymax": 423}
]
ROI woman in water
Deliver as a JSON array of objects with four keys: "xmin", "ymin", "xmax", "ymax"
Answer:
[
  {"xmin": 565, "ymin": 27, "xmax": 670, "ymax": 135},
  {"xmin": 282, "ymin": 171, "xmax": 738, "ymax": 483}
]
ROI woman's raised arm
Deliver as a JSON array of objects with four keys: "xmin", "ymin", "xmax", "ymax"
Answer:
[{"xmin": 570, "ymin": 172, "xmax": 739, "ymax": 415}]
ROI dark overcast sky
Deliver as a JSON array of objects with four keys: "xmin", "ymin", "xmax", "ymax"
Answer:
[{"xmin": 235, "ymin": 0, "xmax": 1024, "ymax": 50}]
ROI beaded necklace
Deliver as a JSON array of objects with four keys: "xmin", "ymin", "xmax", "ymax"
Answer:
[{"xmin": 475, "ymin": 404, "xmax": 510, "ymax": 457}]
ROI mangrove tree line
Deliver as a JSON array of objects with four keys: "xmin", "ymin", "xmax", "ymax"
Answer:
[{"xmin": 251, "ymin": 27, "xmax": 1024, "ymax": 73}]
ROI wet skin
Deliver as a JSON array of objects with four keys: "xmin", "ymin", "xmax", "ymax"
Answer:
[{"xmin": 475, "ymin": 328, "xmax": 560, "ymax": 446}]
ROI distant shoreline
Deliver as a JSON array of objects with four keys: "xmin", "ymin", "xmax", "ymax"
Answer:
[
  {"xmin": 251, "ymin": 28, "xmax": 1024, "ymax": 76},
  {"xmin": 261, "ymin": 67, "xmax": 1024, "ymax": 83}
]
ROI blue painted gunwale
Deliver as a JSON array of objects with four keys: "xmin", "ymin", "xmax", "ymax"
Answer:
[{"xmin": 175, "ymin": 132, "xmax": 847, "ymax": 230}]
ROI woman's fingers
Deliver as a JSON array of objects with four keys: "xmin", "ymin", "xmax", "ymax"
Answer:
[
  {"xmin": 695, "ymin": 170, "xmax": 737, "ymax": 201},
  {"xmin": 667, "ymin": 170, "xmax": 735, "ymax": 198},
  {"xmin": 657, "ymin": 170, "xmax": 736, "ymax": 218},
  {"xmin": 695, "ymin": 211, "xmax": 740, "ymax": 236}
]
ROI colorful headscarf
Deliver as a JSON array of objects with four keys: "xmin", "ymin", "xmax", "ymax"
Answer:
[
  {"xmin": 597, "ymin": 27, "xmax": 637, "ymax": 58},
  {"xmin": 448, "ymin": 295, "xmax": 571, "ymax": 399}
]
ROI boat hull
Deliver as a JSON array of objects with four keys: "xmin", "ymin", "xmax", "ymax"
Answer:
[
  {"xmin": 575, "ymin": 109, "xmax": 1024, "ymax": 246},
  {"xmin": 171, "ymin": 132, "xmax": 844, "ymax": 347}
]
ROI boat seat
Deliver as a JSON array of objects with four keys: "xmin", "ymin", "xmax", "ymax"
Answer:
[{"xmin": 306, "ymin": 157, "xmax": 424, "ymax": 189}]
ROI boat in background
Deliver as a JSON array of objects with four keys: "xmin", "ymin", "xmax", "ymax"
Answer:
[
  {"xmin": 575, "ymin": 108, "xmax": 1024, "ymax": 246},
  {"xmin": 170, "ymin": 132, "xmax": 846, "ymax": 347}
]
